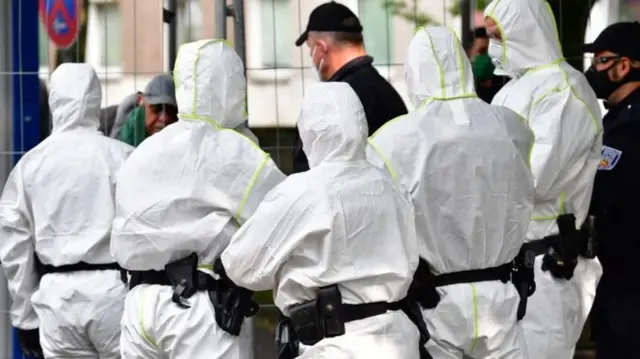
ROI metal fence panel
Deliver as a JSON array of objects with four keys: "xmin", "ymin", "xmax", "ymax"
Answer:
[{"xmin": 5, "ymin": 0, "xmax": 640, "ymax": 358}]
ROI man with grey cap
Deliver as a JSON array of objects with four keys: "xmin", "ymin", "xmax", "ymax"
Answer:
[{"xmin": 117, "ymin": 73, "xmax": 178, "ymax": 147}]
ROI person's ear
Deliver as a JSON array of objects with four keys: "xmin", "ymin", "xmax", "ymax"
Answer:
[
  {"xmin": 615, "ymin": 57, "xmax": 632, "ymax": 80},
  {"xmin": 315, "ymin": 40, "xmax": 329, "ymax": 54}
]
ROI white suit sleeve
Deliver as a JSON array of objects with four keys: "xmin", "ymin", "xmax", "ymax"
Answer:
[
  {"xmin": 222, "ymin": 189, "xmax": 324, "ymax": 291},
  {"xmin": 528, "ymin": 90, "xmax": 599, "ymax": 209},
  {"xmin": 0, "ymin": 166, "xmax": 39, "ymax": 329},
  {"xmin": 234, "ymin": 157, "xmax": 286, "ymax": 225}
]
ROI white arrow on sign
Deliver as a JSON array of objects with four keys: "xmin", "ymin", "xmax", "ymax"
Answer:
[{"xmin": 52, "ymin": 16, "xmax": 68, "ymax": 34}]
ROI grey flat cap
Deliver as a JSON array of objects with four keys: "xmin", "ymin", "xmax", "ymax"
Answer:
[{"xmin": 144, "ymin": 74, "xmax": 177, "ymax": 107}]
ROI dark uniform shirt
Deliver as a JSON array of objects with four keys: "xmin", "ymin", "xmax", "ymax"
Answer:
[
  {"xmin": 292, "ymin": 55, "xmax": 408, "ymax": 172},
  {"xmin": 590, "ymin": 87, "xmax": 640, "ymax": 291}
]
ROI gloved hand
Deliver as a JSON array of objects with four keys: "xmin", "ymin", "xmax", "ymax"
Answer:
[
  {"xmin": 542, "ymin": 248, "xmax": 577, "ymax": 280},
  {"xmin": 17, "ymin": 328, "xmax": 43, "ymax": 358}
]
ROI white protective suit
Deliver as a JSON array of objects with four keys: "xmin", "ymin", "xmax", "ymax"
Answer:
[
  {"xmin": 111, "ymin": 39, "xmax": 286, "ymax": 359},
  {"xmin": 485, "ymin": 1, "xmax": 604, "ymax": 358},
  {"xmin": 0, "ymin": 63, "xmax": 134, "ymax": 358},
  {"xmin": 367, "ymin": 26, "xmax": 536, "ymax": 358},
  {"xmin": 221, "ymin": 82, "xmax": 422, "ymax": 359}
]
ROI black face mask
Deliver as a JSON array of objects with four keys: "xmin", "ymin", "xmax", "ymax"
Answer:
[
  {"xmin": 585, "ymin": 62, "xmax": 640, "ymax": 100},
  {"xmin": 584, "ymin": 64, "xmax": 620, "ymax": 100}
]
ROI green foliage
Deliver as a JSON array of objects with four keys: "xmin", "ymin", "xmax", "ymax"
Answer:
[
  {"xmin": 384, "ymin": 0, "xmax": 490, "ymax": 27},
  {"xmin": 255, "ymin": 290, "xmax": 273, "ymax": 304},
  {"xmin": 383, "ymin": 0, "xmax": 440, "ymax": 27},
  {"xmin": 449, "ymin": 0, "xmax": 491, "ymax": 17}
]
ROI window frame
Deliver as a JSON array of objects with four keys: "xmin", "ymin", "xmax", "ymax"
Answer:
[
  {"xmin": 245, "ymin": 0, "xmax": 296, "ymax": 82},
  {"xmin": 86, "ymin": 0, "xmax": 123, "ymax": 80}
]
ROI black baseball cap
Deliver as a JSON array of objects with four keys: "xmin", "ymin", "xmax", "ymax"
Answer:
[
  {"xmin": 581, "ymin": 21, "xmax": 640, "ymax": 61},
  {"xmin": 294, "ymin": 1, "xmax": 363, "ymax": 47}
]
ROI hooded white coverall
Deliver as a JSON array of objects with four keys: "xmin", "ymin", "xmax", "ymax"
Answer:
[
  {"xmin": 367, "ymin": 26, "xmax": 536, "ymax": 359},
  {"xmin": 0, "ymin": 63, "xmax": 134, "ymax": 358},
  {"xmin": 111, "ymin": 39, "xmax": 286, "ymax": 359},
  {"xmin": 221, "ymin": 82, "xmax": 422, "ymax": 359},
  {"xmin": 484, "ymin": 1, "xmax": 604, "ymax": 358}
]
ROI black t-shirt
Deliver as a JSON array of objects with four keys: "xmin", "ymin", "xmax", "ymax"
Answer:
[{"xmin": 292, "ymin": 56, "xmax": 408, "ymax": 173}]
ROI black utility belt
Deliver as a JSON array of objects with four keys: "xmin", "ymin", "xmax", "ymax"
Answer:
[
  {"xmin": 40, "ymin": 261, "xmax": 127, "ymax": 283},
  {"xmin": 127, "ymin": 253, "xmax": 258, "ymax": 337},
  {"xmin": 431, "ymin": 262, "xmax": 512, "ymax": 287},
  {"xmin": 128, "ymin": 269, "xmax": 217, "ymax": 292},
  {"xmin": 287, "ymin": 285, "xmax": 404, "ymax": 346},
  {"xmin": 41, "ymin": 261, "xmax": 122, "ymax": 274}
]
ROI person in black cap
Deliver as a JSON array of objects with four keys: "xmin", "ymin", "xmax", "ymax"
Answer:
[
  {"xmin": 292, "ymin": 1, "xmax": 408, "ymax": 173},
  {"xmin": 582, "ymin": 21, "xmax": 640, "ymax": 359}
]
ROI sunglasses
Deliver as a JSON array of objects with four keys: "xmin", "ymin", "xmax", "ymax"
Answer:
[{"xmin": 149, "ymin": 104, "xmax": 178, "ymax": 115}]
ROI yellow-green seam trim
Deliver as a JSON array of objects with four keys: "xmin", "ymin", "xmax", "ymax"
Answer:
[
  {"xmin": 139, "ymin": 288, "xmax": 158, "ymax": 348},
  {"xmin": 422, "ymin": 30, "xmax": 446, "ymax": 99},
  {"xmin": 418, "ymin": 94, "xmax": 478, "ymax": 108},
  {"xmin": 447, "ymin": 26, "xmax": 468, "ymax": 93},
  {"xmin": 234, "ymin": 154, "xmax": 271, "ymax": 224},
  {"xmin": 544, "ymin": 2, "xmax": 563, "ymax": 56},
  {"xmin": 470, "ymin": 283, "xmax": 479, "ymax": 352},
  {"xmin": 485, "ymin": 0, "xmax": 509, "ymax": 69},
  {"xmin": 528, "ymin": 65, "xmax": 601, "ymax": 141},
  {"xmin": 367, "ymin": 139, "xmax": 398, "ymax": 183}
]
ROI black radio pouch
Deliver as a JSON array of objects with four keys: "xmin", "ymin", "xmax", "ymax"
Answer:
[{"xmin": 289, "ymin": 285, "xmax": 345, "ymax": 345}]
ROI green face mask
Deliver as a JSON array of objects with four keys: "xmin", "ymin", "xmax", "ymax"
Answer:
[{"xmin": 472, "ymin": 53, "xmax": 495, "ymax": 82}]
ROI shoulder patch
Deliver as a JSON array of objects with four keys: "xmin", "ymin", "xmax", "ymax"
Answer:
[{"xmin": 599, "ymin": 146, "xmax": 622, "ymax": 171}]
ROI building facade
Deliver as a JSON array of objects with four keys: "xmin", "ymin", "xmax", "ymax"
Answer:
[
  {"xmin": 38, "ymin": 0, "xmax": 464, "ymax": 128},
  {"xmin": 37, "ymin": 0, "xmax": 639, "ymax": 129}
]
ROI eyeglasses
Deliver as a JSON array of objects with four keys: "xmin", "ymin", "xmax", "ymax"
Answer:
[
  {"xmin": 149, "ymin": 104, "xmax": 178, "ymax": 116},
  {"xmin": 592, "ymin": 55, "xmax": 621, "ymax": 66}
]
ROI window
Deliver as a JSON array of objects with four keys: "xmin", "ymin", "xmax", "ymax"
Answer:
[
  {"xmin": 97, "ymin": 3, "xmax": 121, "ymax": 67},
  {"xmin": 260, "ymin": 0, "xmax": 293, "ymax": 68},
  {"xmin": 358, "ymin": 0, "xmax": 393, "ymax": 66},
  {"xmin": 177, "ymin": 0, "xmax": 203, "ymax": 45},
  {"xmin": 86, "ymin": 1, "xmax": 122, "ymax": 71}
]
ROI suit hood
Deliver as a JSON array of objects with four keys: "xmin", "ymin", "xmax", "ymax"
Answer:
[
  {"xmin": 297, "ymin": 83, "xmax": 368, "ymax": 167},
  {"xmin": 48, "ymin": 63, "xmax": 102, "ymax": 133},
  {"xmin": 484, "ymin": 0, "xmax": 563, "ymax": 74},
  {"xmin": 174, "ymin": 39, "xmax": 246, "ymax": 129},
  {"xmin": 405, "ymin": 26, "xmax": 475, "ymax": 108}
]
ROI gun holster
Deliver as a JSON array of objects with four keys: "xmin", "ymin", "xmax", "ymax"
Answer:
[
  {"xmin": 210, "ymin": 258, "xmax": 259, "ymax": 336},
  {"xmin": 512, "ymin": 248, "xmax": 536, "ymax": 320},
  {"xmin": 541, "ymin": 213, "xmax": 579, "ymax": 280},
  {"xmin": 164, "ymin": 252, "xmax": 200, "ymax": 308},
  {"xmin": 408, "ymin": 258, "xmax": 440, "ymax": 310},
  {"xmin": 275, "ymin": 314, "xmax": 300, "ymax": 359},
  {"xmin": 288, "ymin": 285, "xmax": 346, "ymax": 346},
  {"xmin": 579, "ymin": 215, "xmax": 598, "ymax": 259}
]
